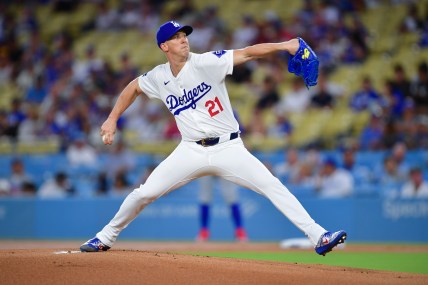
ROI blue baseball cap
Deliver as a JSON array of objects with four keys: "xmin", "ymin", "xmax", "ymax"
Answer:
[
  {"xmin": 156, "ymin": 21, "xmax": 193, "ymax": 48},
  {"xmin": 323, "ymin": 157, "xmax": 337, "ymax": 167}
]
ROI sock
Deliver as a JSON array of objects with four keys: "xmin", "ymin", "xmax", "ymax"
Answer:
[
  {"xmin": 230, "ymin": 203, "xmax": 242, "ymax": 228},
  {"xmin": 200, "ymin": 204, "xmax": 210, "ymax": 229}
]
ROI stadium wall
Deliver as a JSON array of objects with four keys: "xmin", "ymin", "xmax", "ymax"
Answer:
[{"xmin": 0, "ymin": 190, "xmax": 427, "ymax": 242}]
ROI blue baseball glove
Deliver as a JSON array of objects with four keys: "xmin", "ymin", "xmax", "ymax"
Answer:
[{"xmin": 287, "ymin": 37, "xmax": 319, "ymax": 88}]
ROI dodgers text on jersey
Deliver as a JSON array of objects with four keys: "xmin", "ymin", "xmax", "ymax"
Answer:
[{"xmin": 166, "ymin": 82, "xmax": 212, "ymax": 115}]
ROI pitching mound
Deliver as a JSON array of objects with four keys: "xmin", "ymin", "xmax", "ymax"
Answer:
[{"xmin": 0, "ymin": 241, "xmax": 427, "ymax": 285}]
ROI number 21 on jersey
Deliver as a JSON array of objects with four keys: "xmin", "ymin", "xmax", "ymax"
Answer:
[{"xmin": 205, "ymin": 97, "xmax": 224, "ymax": 117}]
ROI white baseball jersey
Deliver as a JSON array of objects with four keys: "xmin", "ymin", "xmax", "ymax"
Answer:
[{"xmin": 138, "ymin": 50, "xmax": 239, "ymax": 141}]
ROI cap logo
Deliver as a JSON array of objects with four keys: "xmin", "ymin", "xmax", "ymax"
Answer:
[{"xmin": 171, "ymin": 21, "xmax": 180, "ymax": 27}]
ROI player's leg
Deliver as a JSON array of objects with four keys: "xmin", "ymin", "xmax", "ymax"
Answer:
[
  {"xmin": 218, "ymin": 178, "xmax": 248, "ymax": 241},
  {"xmin": 91, "ymin": 142, "xmax": 208, "ymax": 248},
  {"xmin": 197, "ymin": 176, "xmax": 214, "ymax": 241},
  {"xmin": 212, "ymin": 138, "xmax": 326, "ymax": 246}
]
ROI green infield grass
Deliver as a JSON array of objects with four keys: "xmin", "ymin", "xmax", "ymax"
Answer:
[{"xmin": 187, "ymin": 251, "xmax": 428, "ymax": 275}]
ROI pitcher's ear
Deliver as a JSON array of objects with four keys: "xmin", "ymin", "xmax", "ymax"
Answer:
[{"xmin": 160, "ymin": 42, "xmax": 168, "ymax": 51}]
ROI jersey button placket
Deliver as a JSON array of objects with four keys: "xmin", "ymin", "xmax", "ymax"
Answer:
[{"xmin": 180, "ymin": 83, "xmax": 203, "ymax": 133}]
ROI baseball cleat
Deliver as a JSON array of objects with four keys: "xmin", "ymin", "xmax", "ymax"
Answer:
[
  {"xmin": 235, "ymin": 228, "xmax": 249, "ymax": 242},
  {"xmin": 80, "ymin": 237, "xmax": 111, "ymax": 252},
  {"xmin": 196, "ymin": 228, "xmax": 210, "ymax": 242},
  {"xmin": 315, "ymin": 230, "xmax": 347, "ymax": 256}
]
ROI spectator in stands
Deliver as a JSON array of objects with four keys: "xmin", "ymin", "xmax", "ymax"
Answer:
[
  {"xmin": 137, "ymin": 2, "xmax": 160, "ymax": 35},
  {"xmin": 410, "ymin": 61, "xmax": 428, "ymax": 115},
  {"xmin": 341, "ymin": 147, "xmax": 372, "ymax": 185},
  {"xmin": 121, "ymin": 94, "xmax": 147, "ymax": 133},
  {"xmin": 268, "ymin": 113, "xmax": 293, "ymax": 138},
  {"xmin": 342, "ymin": 15, "xmax": 369, "ymax": 63},
  {"xmin": 63, "ymin": 102, "xmax": 93, "ymax": 145},
  {"xmin": 273, "ymin": 148, "xmax": 302, "ymax": 184},
  {"xmin": 110, "ymin": 171, "xmax": 131, "ymax": 197},
  {"xmin": 310, "ymin": 78, "xmax": 335, "ymax": 109},
  {"xmin": 317, "ymin": 28, "xmax": 345, "ymax": 71},
  {"xmin": 16, "ymin": 62, "xmax": 36, "ymax": 92},
  {"xmin": 303, "ymin": 147, "xmax": 322, "ymax": 170},
  {"xmin": 297, "ymin": 0, "xmax": 316, "ymax": 27},
  {"xmin": 0, "ymin": 110, "xmax": 10, "ymax": 137},
  {"xmin": 292, "ymin": 162, "xmax": 317, "ymax": 189},
  {"xmin": 289, "ymin": 147, "xmax": 321, "ymax": 188},
  {"xmin": 163, "ymin": 114, "xmax": 181, "ymax": 141},
  {"xmin": 312, "ymin": 70, "xmax": 345, "ymax": 97},
  {"xmin": 169, "ymin": 0, "xmax": 197, "ymax": 22},
  {"xmin": 416, "ymin": 113, "xmax": 428, "ymax": 148},
  {"xmin": 229, "ymin": 62, "xmax": 253, "ymax": 84},
  {"xmin": 391, "ymin": 141, "xmax": 410, "ymax": 176},
  {"xmin": 309, "ymin": 70, "xmax": 343, "ymax": 109},
  {"xmin": 231, "ymin": 15, "xmax": 258, "ymax": 49},
  {"xmin": 0, "ymin": 51, "xmax": 13, "ymax": 85},
  {"xmin": 72, "ymin": 44, "xmax": 104, "ymax": 84},
  {"xmin": 103, "ymin": 139, "xmax": 136, "ymax": 187},
  {"xmin": 118, "ymin": 1, "xmax": 142, "ymax": 29},
  {"xmin": 319, "ymin": 0, "xmax": 340, "ymax": 25},
  {"xmin": 381, "ymin": 80, "xmax": 406, "ymax": 122},
  {"xmin": 349, "ymin": 76, "xmax": 384, "ymax": 114},
  {"xmin": 393, "ymin": 102, "xmax": 419, "ymax": 149},
  {"xmin": 253, "ymin": 10, "xmax": 282, "ymax": 44},
  {"xmin": 315, "ymin": 157, "xmax": 353, "ymax": 198},
  {"xmin": 18, "ymin": 104, "xmax": 43, "ymax": 142},
  {"xmin": 203, "ymin": 5, "xmax": 227, "ymax": 36},
  {"xmin": 419, "ymin": 23, "xmax": 428, "ymax": 47},
  {"xmin": 187, "ymin": 15, "xmax": 215, "ymax": 52},
  {"xmin": 7, "ymin": 98, "xmax": 26, "ymax": 141},
  {"xmin": 400, "ymin": 167, "xmax": 428, "ymax": 198},
  {"xmin": 22, "ymin": 31, "xmax": 46, "ymax": 66},
  {"xmin": 9, "ymin": 158, "xmax": 36, "ymax": 197},
  {"xmin": 96, "ymin": 172, "xmax": 109, "ymax": 196},
  {"xmin": 38, "ymin": 171, "xmax": 74, "ymax": 198},
  {"xmin": 117, "ymin": 52, "xmax": 139, "ymax": 87},
  {"xmin": 94, "ymin": 2, "xmax": 119, "ymax": 31},
  {"xmin": 25, "ymin": 74, "xmax": 48, "ymax": 104},
  {"xmin": 275, "ymin": 77, "xmax": 311, "ymax": 114},
  {"xmin": 66, "ymin": 133, "xmax": 98, "ymax": 168},
  {"xmin": 390, "ymin": 64, "xmax": 412, "ymax": 100},
  {"xmin": 136, "ymin": 102, "xmax": 167, "ymax": 142},
  {"xmin": 399, "ymin": 3, "xmax": 424, "ymax": 34},
  {"xmin": 358, "ymin": 114, "xmax": 385, "ymax": 150},
  {"xmin": 255, "ymin": 75, "xmax": 280, "ymax": 111},
  {"xmin": 16, "ymin": 7, "xmax": 38, "ymax": 35},
  {"xmin": 0, "ymin": 178, "xmax": 11, "ymax": 197},
  {"xmin": 375, "ymin": 155, "xmax": 407, "ymax": 197}
]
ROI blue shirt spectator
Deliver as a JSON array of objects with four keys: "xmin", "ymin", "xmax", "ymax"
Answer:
[
  {"xmin": 25, "ymin": 75, "xmax": 48, "ymax": 104},
  {"xmin": 383, "ymin": 80, "xmax": 405, "ymax": 120},
  {"xmin": 7, "ymin": 98, "xmax": 26, "ymax": 138},
  {"xmin": 359, "ymin": 115, "xmax": 385, "ymax": 150},
  {"xmin": 349, "ymin": 76, "xmax": 385, "ymax": 113}
]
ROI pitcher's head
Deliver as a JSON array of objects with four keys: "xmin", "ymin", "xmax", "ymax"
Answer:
[{"xmin": 156, "ymin": 21, "xmax": 193, "ymax": 48}]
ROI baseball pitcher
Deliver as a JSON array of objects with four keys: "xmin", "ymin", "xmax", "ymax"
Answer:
[{"xmin": 80, "ymin": 20, "xmax": 346, "ymax": 256}]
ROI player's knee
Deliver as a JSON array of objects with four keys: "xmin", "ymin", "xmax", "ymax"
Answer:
[{"xmin": 131, "ymin": 185, "xmax": 159, "ymax": 204}]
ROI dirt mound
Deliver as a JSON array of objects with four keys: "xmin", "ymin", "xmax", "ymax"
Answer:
[{"xmin": 1, "ymin": 242, "xmax": 427, "ymax": 285}]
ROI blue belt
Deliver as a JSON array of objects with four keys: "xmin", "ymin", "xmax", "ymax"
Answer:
[{"xmin": 196, "ymin": 132, "xmax": 239, "ymax": 147}]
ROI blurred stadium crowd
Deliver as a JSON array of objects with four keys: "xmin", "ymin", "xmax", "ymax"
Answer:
[{"xmin": 0, "ymin": 0, "xmax": 428, "ymax": 199}]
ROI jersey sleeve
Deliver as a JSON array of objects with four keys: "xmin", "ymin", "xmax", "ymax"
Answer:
[
  {"xmin": 194, "ymin": 50, "xmax": 234, "ymax": 80},
  {"xmin": 137, "ymin": 70, "xmax": 160, "ymax": 100}
]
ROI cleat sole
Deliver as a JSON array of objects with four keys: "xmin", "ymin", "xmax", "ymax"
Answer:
[{"xmin": 318, "ymin": 232, "xmax": 347, "ymax": 256}]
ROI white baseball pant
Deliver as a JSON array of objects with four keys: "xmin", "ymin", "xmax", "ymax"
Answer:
[{"xmin": 96, "ymin": 138, "xmax": 326, "ymax": 246}]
